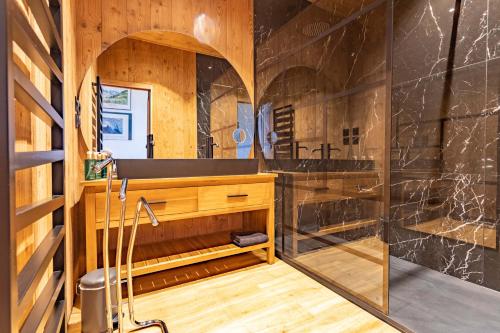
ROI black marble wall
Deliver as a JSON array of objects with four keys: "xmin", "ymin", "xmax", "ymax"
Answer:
[
  {"xmin": 196, "ymin": 54, "xmax": 251, "ymax": 159},
  {"xmin": 255, "ymin": 0, "xmax": 391, "ymax": 311},
  {"xmin": 390, "ymin": 0, "xmax": 500, "ymax": 291}
]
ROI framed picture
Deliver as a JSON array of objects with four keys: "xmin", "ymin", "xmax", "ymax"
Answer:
[
  {"xmin": 102, "ymin": 86, "xmax": 131, "ymax": 110},
  {"xmin": 102, "ymin": 112, "xmax": 132, "ymax": 140}
]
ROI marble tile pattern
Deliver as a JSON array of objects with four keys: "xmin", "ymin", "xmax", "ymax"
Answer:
[
  {"xmin": 196, "ymin": 54, "xmax": 250, "ymax": 158},
  {"xmin": 255, "ymin": 0, "xmax": 500, "ymax": 318},
  {"xmin": 390, "ymin": 0, "xmax": 500, "ymax": 291},
  {"xmin": 255, "ymin": 0, "xmax": 389, "ymax": 312}
]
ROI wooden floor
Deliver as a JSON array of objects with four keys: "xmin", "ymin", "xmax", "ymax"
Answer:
[
  {"xmin": 69, "ymin": 251, "xmax": 398, "ymax": 333},
  {"xmin": 295, "ymin": 237, "xmax": 385, "ymax": 310}
]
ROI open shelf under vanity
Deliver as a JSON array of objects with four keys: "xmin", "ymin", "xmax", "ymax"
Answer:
[
  {"xmin": 82, "ymin": 174, "xmax": 277, "ymax": 277},
  {"xmin": 103, "ymin": 231, "xmax": 272, "ymax": 276}
]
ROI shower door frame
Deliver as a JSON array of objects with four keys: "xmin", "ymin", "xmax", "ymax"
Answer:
[{"xmin": 269, "ymin": 0, "xmax": 406, "ymax": 330}]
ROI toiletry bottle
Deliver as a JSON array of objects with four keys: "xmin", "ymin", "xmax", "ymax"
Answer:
[
  {"xmin": 101, "ymin": 152, "xmax": 108, "ymax": 179},
  {"xmin": 95, "ymin": 152, "xmax": 102, "ymax": 179},
  {"xmin": 85, "ymin": 151, "xmax": 96, "ymax": 180}
]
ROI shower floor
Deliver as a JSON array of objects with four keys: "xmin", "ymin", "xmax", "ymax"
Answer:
[{"xmin": 389, "ymin": 257, "xmax": 500, "ymax": 333}]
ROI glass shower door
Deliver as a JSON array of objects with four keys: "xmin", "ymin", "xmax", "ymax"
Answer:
[{"xmin": 256, "ymin": 0, "xmax": 391, "ymax": 314}]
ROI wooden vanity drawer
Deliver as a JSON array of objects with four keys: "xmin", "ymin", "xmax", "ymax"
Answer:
[
  {"xmin": 198, "ymin": 183, "xmax": 272, "ymax": 211},
  {"xmin": 95, "ymin": 187, "xmax": 198, "ymax": 222}
]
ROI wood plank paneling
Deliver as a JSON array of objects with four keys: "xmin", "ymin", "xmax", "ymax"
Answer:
[
  {"xmin": 97, "ymin": 38, "xmax": 197, "ymax": 158},
  {"xmin": 76, "ymin": 0, "xmax": 101, "ymax": 84},
  {"xmin": 63, "ymin": 0, "xmax": 83, "ymax": 318},
  {"xmin": 102, "ymin": 0, "xmax": 127, "ymax": 49},
  {"xmin": 76, "ymin": 0, "xmax": 254, "ymax": 104},
  {"xmin": 150, "ymin": 0, "xmax": 172, "ymax": 30},
  {"xmin": 127, "ymin": 0, "xmax": 151, "ymax": 35}
]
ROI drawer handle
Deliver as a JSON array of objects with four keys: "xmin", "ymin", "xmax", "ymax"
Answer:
[
  {"xmin": 148, "ymin": 200, "xmax": 168, "ymax": 205},
  {"xmin": 227, "ymin": 194, "xmax": 248, "ymax": 198}
]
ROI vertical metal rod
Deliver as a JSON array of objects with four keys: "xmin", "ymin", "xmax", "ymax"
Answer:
[
  {"xmin": 115, "ymin": 178, "xmax": 128, "ymax": 333},
  {"xmin": 102, "ymin": 162, "xmax": 114, "ymax": 332},
  {"xmin": 126, "ymin": 198, "xmax": 168, "ymax": 332}
]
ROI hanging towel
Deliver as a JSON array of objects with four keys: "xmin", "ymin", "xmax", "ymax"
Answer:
[{"xmin": 231, "ymin": 232, "xmax": 269, "ymax": 247}]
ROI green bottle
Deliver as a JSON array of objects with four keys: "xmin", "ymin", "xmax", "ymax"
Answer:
[
  {"xmin": 85, "ymin": 151, "xmax": 96, "ymax": 180},
  {"xmin": 94, "ymin": 152, "xmax": 102, "ymax": 180}
]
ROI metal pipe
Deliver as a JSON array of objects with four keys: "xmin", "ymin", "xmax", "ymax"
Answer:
[
  {"xmin": 115, "ymin": 178, "xmax": 128, "ymax": 333},
  {"xmin": 101, "ymin": 160, "xmax": 115, "ymax": 333},
  {"xmin": 127, "ymin": 197, "xmax": 169, "ymax": 332}
]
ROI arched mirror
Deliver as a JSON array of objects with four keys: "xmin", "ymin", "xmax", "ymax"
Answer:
[{"xmin": 78, "ymin": 32, "xmax": 253, "ymax": 160}]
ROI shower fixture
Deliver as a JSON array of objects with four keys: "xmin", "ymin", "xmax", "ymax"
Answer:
[
  {"xmin": 93, "ymin": 153, "xmax": 116, "ymax": 333},
  {"xmin": 125, "ymin": 197, "xmax": 169, "ymax": 332}
]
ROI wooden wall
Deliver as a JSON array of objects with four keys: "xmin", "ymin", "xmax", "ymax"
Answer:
[
  {"xmin": 97, "ymin": 38, "xmax": 197, "ymax": 158},
  {"xmin": 61, "ymin": 0, "xmax": 254, "ymax": 312},
  {"xmin": 62, "ymin": 0, "xmax": 81, "ymax": 318},
  {"xmin": 76, "ymin": 0, "xmax": 254, "ymax": 104}
]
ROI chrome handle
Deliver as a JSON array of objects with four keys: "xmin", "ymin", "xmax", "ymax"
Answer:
[
  {"xmin": 148, "ymin": 199, "xmax": 168, "ymax": 205},
  {"xmin": 227, "ymin": 194, "xmax": 248, "ymax": 198},
  {"xmin": 314, "ymin": 187, "xmax": 329, "ymax": 192}
]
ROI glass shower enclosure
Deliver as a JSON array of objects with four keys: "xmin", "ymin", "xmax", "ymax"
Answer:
[{"xmin": 255, "ymin": 0, "xmax": 391, "ymax": 315}]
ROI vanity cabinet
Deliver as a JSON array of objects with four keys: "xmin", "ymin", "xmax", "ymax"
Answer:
[
  {"xmin": 82, "ymin": 174, "xmax": 277, "ymax": 277},
  {"xmin": 274, "ymin": 171, "xmax": 381, "ymax": 257}
]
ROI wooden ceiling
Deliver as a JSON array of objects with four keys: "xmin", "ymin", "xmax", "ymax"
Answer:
[{"xmin": 130, "ymin": 31, "xmax": 223, "ymax": 58}]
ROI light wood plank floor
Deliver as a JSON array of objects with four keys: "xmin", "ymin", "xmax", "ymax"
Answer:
[
  {"xmin": 69, "ymin": 251, "xmax": 398, "ymax": 333},
  {"xmin": 295, "ymin": 237, "xmax": 385, "ymax": 310}
]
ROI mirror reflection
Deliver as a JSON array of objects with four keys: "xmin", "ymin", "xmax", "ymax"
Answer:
[{"xmin": 78, "ymin": 33, "xmax": 253, "ymax": 159}]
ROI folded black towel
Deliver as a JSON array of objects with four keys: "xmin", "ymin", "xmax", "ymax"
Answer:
[{"xmin": 231, "ymin": 232, "xmax": 268, "ymax": 247}]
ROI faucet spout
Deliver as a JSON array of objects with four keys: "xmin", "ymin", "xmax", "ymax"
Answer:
[
  {"xmin": 126, "ymin": 197, "xmax": 168, "ymax": 332},
  {"xmin": 93, "ymin": 157, "xmax": 114, "ymax": 173},
  {"xmin": 140, "ymin": 197, "xmax": 160, "ymax": 226}
]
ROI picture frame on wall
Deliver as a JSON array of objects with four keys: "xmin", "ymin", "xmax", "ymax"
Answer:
[
  {"xmin": 102, "ymin": 112, "xmax": 132, "ymax": 140},
  {"xmin": 102, "ymin": 85, "xmax": 131, "ymax": 110}
]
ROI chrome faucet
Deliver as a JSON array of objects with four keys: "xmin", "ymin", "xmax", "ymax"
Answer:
[
  {"xmin": 311, "ymin": 143, "xmax": 341, "ymax": 160},
  {"xmin": 93, "ymin": 155, "xmax": 116, "ymax": 333},
  {"xmin": 312, "ymin": 144, "xmax": 325, "ymax": 159},
  {"xmin": 326, "ymin": 143, "xmax": 341, "ymax": 159},
  {"xmin": 126, "ymin": 197, "xmax": 168, "ymax": 332},
  {"xmin": 294, "ymin": 141, "xmax": 308, "ymax": 159},
  {"xmin": 115, "ymin": 178, "xmax": 128, "ymax": 333},
  {"xmin": 96, "ymin": 153, "xmax": 167, "ymax": 332}
]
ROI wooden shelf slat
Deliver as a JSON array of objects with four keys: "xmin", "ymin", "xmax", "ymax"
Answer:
[
  {"xmin": 18, "ymin": 226, "xmax": 65, "ymax": 316},
  {"xmin": 15, "ymin": 195, "xmax": 64, "ymax": 231},
  {"xmin": 12, "ymin": 5, "xmax": 62, "ymax": 82},
  {"xmin": 296, "ymin": 219, "xmax": 379, "ymax": 240},
  {"xmin": 20, "ymin": 271, "xmax": 64, "ymax": 333},
  {"xmin": 109, "ymin": 232, "xmax": 271, "ymax": 277},
  {"xmin": 14, "ymin": 66, "xmax": 63, "ymax": 127},
  {"xmin": 26, "ymin": 0, "xmax": 62, "ymax": 51},
  {"xmin": 43, "ymin": 300, "xmax": 65, "ymax": 333},
  {"xmin": 14, "ymin": 150, "xmax": 64, "ymax": 170}
]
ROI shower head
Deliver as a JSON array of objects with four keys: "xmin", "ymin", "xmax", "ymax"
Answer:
[{"xmin": 140, "ymin": 197, "xmax": 160, "ymax": 226}]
